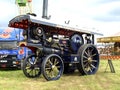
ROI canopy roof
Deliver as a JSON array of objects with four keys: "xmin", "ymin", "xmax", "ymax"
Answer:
[
  {"xmin": 97, "ymin": 32, "xmax": 120, "ymax": 43},
  {"xmin": 9, "ymin": 15, "xmax": 103, "ymax": 36}
]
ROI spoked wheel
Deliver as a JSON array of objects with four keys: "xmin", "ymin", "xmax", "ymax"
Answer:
[
  {"xmin": 23, "ymin": 54, "xmax": 41, "ymax": 78},
  {"xmin": 77, "ymin": 44, "xmax": 99, "ymax": 75},
  {"xmin": 42, "ymin": 54, "xmax": 64, "ymax": 81}
]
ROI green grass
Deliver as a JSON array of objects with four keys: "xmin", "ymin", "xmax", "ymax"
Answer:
[{"xmin": 0, "ymin": 60, "xmax": 120, "ymax": 90}]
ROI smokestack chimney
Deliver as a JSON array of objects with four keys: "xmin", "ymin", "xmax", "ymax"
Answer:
[{"xmin": 42, "ymin": 0, "xmax": 51, "ymax": 19}]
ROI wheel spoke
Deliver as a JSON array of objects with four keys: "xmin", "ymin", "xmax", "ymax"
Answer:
[
  {"xmin": 26, "ymin": 62, "xmax": 31, "ymax": 68},
  {"xmin": 83, "ymin": 59, "xmax": 88, "ymax": 63},
  {"xmin": 91, "ymin": 60, "xmax": 97, "ymax": 62},
  {"xmin": 34, "ymin": 69, "xmax": 39, "ymax": 75},
  {"xmin": 46, "ymin": 70, "xmax": 50, "ymax": 75},
  {"xmin": 90, "ymin": 48, "xmax": 94, "ymax": 54},
  {"xmin": 31, "ymin": 70, "xmax": 34, "ymax": 76},
  {"xmin": 49, "ymin": 66, "xmax": 59, "ymax": 78},
  {"xmin": 56, "ymin": 65, "xmax": 60, "ymax": 69},
  {"xmin": 32, "ymin": 57, "xmax": 35, "ymax": 64},
  {"xmin": 54, "ymin": 58, "xmax": 59, "ymax": 65},
  {"xmin": 51, "ymin": 71, "xmax": 55, "ymax": 78},
  {"xmin": 48, "ymin": 70, "xmax": 53, "ymax": 78},
  {"xmin": 84, "ymin": 61, "xmax": 93, "ymax": 72},
  {"xmin": 34, "ymin": 69, "xmax": 38, "ymax": 76},
  {"xmin": 35, "ymin": 67, "xmax": 40, "ymax": 70},
  {"xmin": 53, "ymin": 69, "xmax": 59, "ymax": 77},
  {"xmin": 90, "ymin": 64, "xmax": 96, "ymax": 69},
  {"xmin": 45, "ymin": 67, "xmax": 52, "ymax": 70},
  {"xmin": 48, "ymin": 59, "xmax": 53, "ymax": 65},
  {"xmin": 91, "ymin": 53, "xmax": 97, "ymax": 57},
  {"xmin": 31, "ymin": 57, "xmax": 35, "ymax": 64},
  {"xmin": 33, "ymin": 58, "xmax": 37, "ymax": 64},
  {"xmin": 84, "ymin": 62, "xmax": 89, "ymax": 68},
  {"xmin": 28, "ymin": 69, "xmax": 33, "ymax": 75},
  {"xmin": 85, "ymin": 66, "xmax": 90, "ymax": 72},
  {"xmin": 28, "ymin": 58, "xmax": 32, "ymax": 65},
  {"xmin": 87, "ymin": 47, "xmax": 91, "ymax": 56},
  {"xmin": 89, "ymin": 67, "xmax": 92, "ymax": 72},
  {"xmin": 84, "ymin": 51, "xmax": 89, "ymax": 57},
  {"xmin": 32, "ymin": 70, "xmax": 35, "ymax": 76},
  {"xmin": 25, "ymin": 66, "xmax": 30, "ymax": 69},
  {"xmin": 83, "ymin": 55, "xmax": 88, "ymax": 59}
]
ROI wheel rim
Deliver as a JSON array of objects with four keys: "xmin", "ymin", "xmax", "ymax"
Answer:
[
  {"xmin": 23, "ymin": 55, "xmax": 41, "ymax": 78},
  {"xmin": 43, "ymin": 54, "xmax": 64, "ymax": 81},
  {"xmin": 82, "ymin": 45, "xmax": 99, "ymax": 74}
]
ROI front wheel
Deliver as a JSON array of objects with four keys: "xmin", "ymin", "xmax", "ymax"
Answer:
[
  {"xmin": 42, "ymin": 54, "xmax": 64, "ymax": 81},
  {"xmin": 77, "ymin": 44, "xmax": 99, "ymax": 75}
]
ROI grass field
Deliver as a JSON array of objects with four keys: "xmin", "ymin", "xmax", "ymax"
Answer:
[{"xmin": 0, "ymin": 60, "xmax": 120, "ymax": 90}]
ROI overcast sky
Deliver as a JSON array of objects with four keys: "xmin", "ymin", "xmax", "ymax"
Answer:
[{"xmin": 0, "ymin": 0, "xmax": 120, "ymax": 37}]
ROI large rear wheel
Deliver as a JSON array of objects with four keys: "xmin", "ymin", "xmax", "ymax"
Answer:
[{"xmin": 77, "ymin": 44, "xmax": 99, "ymax": 75}]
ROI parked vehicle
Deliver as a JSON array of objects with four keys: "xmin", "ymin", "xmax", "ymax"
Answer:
[
  {"xmin": 0, "ymin": 27, "xmax": 27, "ymax": 68},
  {"xmin": 9, "ymin": 14, "xmax": 102, "ymax": 81}
]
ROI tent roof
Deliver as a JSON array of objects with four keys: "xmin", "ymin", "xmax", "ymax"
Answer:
[{"xmin": 97, "ymin": 32, "xmax": 120, "ymax": 43}]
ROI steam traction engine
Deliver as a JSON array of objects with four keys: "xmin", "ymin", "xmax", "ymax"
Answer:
[{"xmin": 9, "ymin": 15, "xmax": 100, "ymax": 81}]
